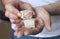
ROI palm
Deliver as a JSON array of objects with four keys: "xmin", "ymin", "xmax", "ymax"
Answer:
[{"xmin": 14, "ymin": 7, "xmax": 51, "ymax": 38}]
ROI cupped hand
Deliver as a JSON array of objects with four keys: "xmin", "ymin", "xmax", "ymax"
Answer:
[
  {"xmin": 5, "ymin": 1, "xmax": 51, "ymax": 38},
  {"xmin": 5, "ymin": 1, "xmax": 35, "ymax": 24},
  {"xmin": 14, "ymin": 7, "xmax": 51, "ymax": 38}
]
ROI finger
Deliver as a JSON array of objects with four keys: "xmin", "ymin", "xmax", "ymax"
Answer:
[
  {"xmin": 10, "ymin": 18, "xmax": 21, "ymax": 24},
  {"xmin": 5, "ymin": 11, "xmax": 18, "ymax": 19},
  {"xmin": 44, "ymin": 16, "xmax": 51, "ymax": 31},
  {"xmin": 35, "ymin": 18, "xmax": 44, "ymax": 27},
  {"xmin": 15, "ymin": 27, "xmax": 29, "ymax": 35},
  {"xmin": 14, "ymin": 29, "xmax": 24, "ymax": 38},
  {"xmin": 24, "ymin": 28, "xmax": 33, "ymax": 35},
  {"xmin": 24, "ymin": 28, "xmax": 38, "ymax": 35},
  {"xmin": 35, "ymin": 8, "xmax": 51, "ymax": 31},
  {"xmin": 35, "ymin": 23, "xmax": 44, "ymax": 33},
  {"xmin": 14, "ymin": 31, "xmax": 17, "ymax": 37},
  {"xmin": 40, "ymin": 11, "xmax": 51, "ymax": 31},
  {"xmin": 17, "ymin": 31, "xmax": 24, "ymax": 38},
  {"xmin": 15, "ymin": 21, "xmax": 24, "ymax": 30},
  {"xmin": 10, "ymin": 19, "xmax": 21, "ymax": 24},
  {"xmin": 5, "ymin": 4, "xmax": 20, "ymax": 16},
  {"xmin": 36, "ymin": 18, "xmax": 44, "ymax": 30}
]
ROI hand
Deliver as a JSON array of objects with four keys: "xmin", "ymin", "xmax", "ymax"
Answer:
[
  {"xmin": 5, "ymin": 1, "xmax": 35, "ymax": 24},
  {"xmin": 5, "ymin": 0, "xmax": 51, "ymax": 37},
  {"xmin": 14, "ymin": 7, "xmax": 51, "ymax": 38},
  {"xmin": 14, "ymin": 16, "xmax": 44, "ymax": 38},
  {"xmin": 35, "ymin": 7, "xmax": 51, "ymax": 31}
]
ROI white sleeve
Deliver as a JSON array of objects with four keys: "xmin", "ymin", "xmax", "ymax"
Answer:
[
  {"xmin": 20, "ymin": 0, "xmax": 58, "ymax": 7},
  {"xmin": 45, "ymin": 0, "xmax": 58, "ymax": 3}
]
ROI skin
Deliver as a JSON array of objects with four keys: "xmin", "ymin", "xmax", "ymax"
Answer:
[
  {"xmin": 42, "ymin": 0, "xmax": 60, "ymax": 15},
  {"xmin": 2, "ymin": 0, "xmax": 60, "ymax": 38}
]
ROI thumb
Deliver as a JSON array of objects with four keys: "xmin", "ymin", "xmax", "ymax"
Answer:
[
  {"xmin": 38, "ymin": 8, "xmax": 51, "ymax": 31},
  {"xmin": 41, "ymin": 12, "xmax": 51, "ymax": 31},
  {"xmin": 43, "ymin": 16, "xmax": 51, "ymax": 31},
  {"xmin": 5, "ymin": 4, "xmax": 20, "ymax": 16}
]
